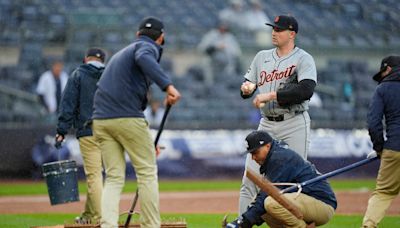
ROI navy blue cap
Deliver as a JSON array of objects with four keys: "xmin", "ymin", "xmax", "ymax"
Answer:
[
  {"xmin": 138, "ymin": 16, "xmax": 164, "ymax": 33},
  {"xmin": 86, "ymin": 47, "xmax": 106, "ymax": 62},
  {"xmin": 245, "ymin": 130, "xmax": 273, "ymax": 154},
  {"xmin": 373, "ymin": 55, "xmax": 400, "ymax": 82},
  {"xmin": 266, "ymin": 15, "xmax": 298, "ymax": 33}
]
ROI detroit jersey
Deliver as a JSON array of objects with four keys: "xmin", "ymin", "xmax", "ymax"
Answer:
[{"xmin": 244, "ymin": 46, "xmax": 317, "ymax": 117}]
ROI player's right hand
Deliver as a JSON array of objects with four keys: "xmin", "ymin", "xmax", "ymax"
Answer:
[
  {"xmin": 241, "ymin": 81, "xmax": 256, "ymax": 95},
  {"xmin": 165, "ymin": 85, "xmax": 181, "ymax": 105}
]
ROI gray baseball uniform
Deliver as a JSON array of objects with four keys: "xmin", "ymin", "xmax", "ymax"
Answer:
[{"xmin": 239, "ymin": 46, "xmax": 317, "ymax": 215}]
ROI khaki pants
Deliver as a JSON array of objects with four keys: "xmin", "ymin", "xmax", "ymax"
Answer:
[
  {"xmin": 263, "ymin": 193, "xmax": 334, "ymax": 228},
  {"xmin": 93, "ymin": 118, "xmax": 160, "ymax": 228},
  {"xmin": 362, "ymin": 149, "xmax": 400, "ymax": 228},
  {"xmin": 79, "ymin": 136, "xmax": 103, "ymax": 223}
]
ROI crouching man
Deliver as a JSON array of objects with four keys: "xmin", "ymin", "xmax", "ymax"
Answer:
[{"xmin": 227, "ymin": 130, "xmax": 337, "ymax": 228}]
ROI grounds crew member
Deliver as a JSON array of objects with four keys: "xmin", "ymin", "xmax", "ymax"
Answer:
[
  {"xmin": 226, "ymin": 130, "xmax": 336, "ymax": 228},
  {"xmin": 92, "ymin": 16, "xmax": 181, "ymax": 228},
  {"xmin": 56, "ymin": 47, "xmax": 106, "ymax": 224},
  {"xmin": 362, "ymin": 56, "xmax": 400, "ymax": 228},
  {"xmin": 239, "ymin": 15, "xmax": 317, "ymax": 215}
]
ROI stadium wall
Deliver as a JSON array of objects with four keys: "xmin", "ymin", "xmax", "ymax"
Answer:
[{"xmin": 0, "ymin": 128, "xmax": 379, "ymax": 179}]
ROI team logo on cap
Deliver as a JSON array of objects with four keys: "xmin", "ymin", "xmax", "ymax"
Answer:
[
  {"xmin": 145, "ymin": 23, "xmax": 152, "ymax": 28},
  {"xmin": 274, "ymin": 16, "xmax": 279, "ymax": 22}
]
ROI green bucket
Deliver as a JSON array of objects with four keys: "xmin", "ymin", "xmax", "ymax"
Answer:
[{"xmin": 42, "ymin": 160, "xmax": 80, "ymax": 205}]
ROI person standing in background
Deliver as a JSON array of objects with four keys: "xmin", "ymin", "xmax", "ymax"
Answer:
[
  {"xmin": 198, "ymin": 21, "xmax": 242, "ymax": 85},
  {"xmin": 243, "ymin": 0, "xmax": 271, "ymax": 32},
  {"xmin": 238, "ymin": 15, "xmax": 317, "ymax": 216},
  {"xmin": 55, "ymin": 48, "xmax": 106, "ymax": 224},
  {"xmin": 92, "ymin": 16, "xmax": 181, "ymax": 228},
  {"xmin": 36, "ymin": 59, "xmax": 69, "ymax": 115},
  {"xmin": 218, "ymin": 0, "xmax": 247, "ymax": 30},
  {"xmin": 362, "ymin": 56, "xmax": 400, "ymax": 228}
]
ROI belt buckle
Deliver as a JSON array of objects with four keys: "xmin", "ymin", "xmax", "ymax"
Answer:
[{"xmin": 275, "ymin": 115, "xmax": 284, "ymax": 121}]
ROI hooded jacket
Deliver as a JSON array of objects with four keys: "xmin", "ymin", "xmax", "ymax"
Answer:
[
  {"xmin": 57, "ymin": 63, "xmax": 104, "ymax": 138},
  {"xmin": 242, "ymin": 141, "xmax": 337, "ymax": 226},
  {"xmin": 367, "ymin": 66, "xmax": 400, "ymax": 152},
  {"xmin": 92, "ymin": 36, "xmax": 172, "ymax": 119}
]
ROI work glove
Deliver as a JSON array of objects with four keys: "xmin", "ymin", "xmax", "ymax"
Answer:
[
  {"xmin": 226, "ymin": 219, "xmax": 240, "ymax": 228},
  {"xmin": 226, "ymin": 218, "xmax": 251, "ymax": 228}
]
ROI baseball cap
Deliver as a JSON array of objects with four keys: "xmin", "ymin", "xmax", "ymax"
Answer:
[
  {"xmin": 138, "ymin": 16, "xmax": 164, "ymax": 33},
  {"xmin": 372, "ymin": 55, "xmax": 400, "ymax": 82},
  {"xmin": 244, "ymin": 130, "xmax": 273, "ymax": 154},
  {"xmin": 86, "ymin": 47, "xmax": 106, "ymax": 62},
  {"xmin": 266, "ymin": 15, "xmax": 298, "ymax": 33}
]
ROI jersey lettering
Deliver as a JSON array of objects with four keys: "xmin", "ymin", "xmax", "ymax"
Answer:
[{"xmin": 258, "ymin": 65, "xmax": 296, "ymax": 86}]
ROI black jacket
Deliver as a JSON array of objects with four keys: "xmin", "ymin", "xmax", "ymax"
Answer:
[
  {"xmin": 93, "ymin": 36, "xmax": 172, "ymax": 119},
  {"xmin": 242, "ymin": 141, "xmax": 337, "ymax": 226},
  {"xmin": 367, "ymin": 66, "xmax": 400, "ymax": 152},
  {"xmin": 57, "ymin": 63, "xmax": 104, "ymax": 138}
]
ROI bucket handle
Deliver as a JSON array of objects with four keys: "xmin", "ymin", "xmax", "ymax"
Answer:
[{"xmin": 43, "ymin": 167, "xmax": 78, "ymax": 177}]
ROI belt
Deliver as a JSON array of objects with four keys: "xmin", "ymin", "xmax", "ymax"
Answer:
[{"xmin": 266, "ymin": 111, "xmax": 303, "ymax": 122}]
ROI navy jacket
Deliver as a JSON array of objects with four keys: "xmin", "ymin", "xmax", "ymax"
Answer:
[
  {"xmin": 93, "ymin": 36, "xmax": 172, "ymax": 119},
  {"xmin": 242, "ymin": 141, "xmax": 337, "ymax": 226},
  {"xmin": 367, "ymin": 67, "xmax": 400, "ymax": 152},
  {"xmin": 57, "ymin": 63, "xmax": 104, "ymax": 138}
]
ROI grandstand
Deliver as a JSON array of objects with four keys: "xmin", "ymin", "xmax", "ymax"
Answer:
[{"xmin": 1, "ymin": 0, "xmax": 400, "ymax": 130}]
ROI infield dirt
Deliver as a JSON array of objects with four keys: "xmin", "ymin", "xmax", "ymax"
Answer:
[{"xmin": 0, "ymin": 191, "xmax": 399, "ymax": 215}]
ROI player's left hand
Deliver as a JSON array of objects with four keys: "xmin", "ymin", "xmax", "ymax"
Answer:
[{"xmin": 253, "ymin": 92, "xmax": 277, "ymax": 108}]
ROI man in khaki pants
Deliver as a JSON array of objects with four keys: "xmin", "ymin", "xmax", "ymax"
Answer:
[
  {"xmin": 56, "ymin": 48, "xmax": 107, "ymax": 224},
  {"xmin": 92, "ymin": 17, "xmax": 181, "ymax": 228},
  {"xmin": 362, "ymin": 56, "xmax": 400, "ymax": 228},
  {"xmin": 226, "ymin": 130, "xmax": 336, "ymax": 228}
]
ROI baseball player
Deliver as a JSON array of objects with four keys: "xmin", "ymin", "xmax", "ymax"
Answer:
[
  {"xmin": 226, "ymin": 130, "xmax": 336, "ymax": 228},
  {"xmin": 239, "ymin": 15, "xmax": 317, "ymax": 215}
]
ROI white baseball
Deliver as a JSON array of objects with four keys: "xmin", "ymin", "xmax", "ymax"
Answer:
[
  {"xmin": 247, "ymin": 83, "xmax": 256, "ymax": 91},
  {"xmin": 259, "ymin": 103, "xmax": 265, "ymax": 108}
]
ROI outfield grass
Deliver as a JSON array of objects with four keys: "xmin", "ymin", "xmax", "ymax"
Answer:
[
  {"xmin": 0, "ymin": 179, "xmax": 376, "ymax": 196},
  {"xmin": 0, "ymin": 214, "xmax": 399, "ymax": 228}
]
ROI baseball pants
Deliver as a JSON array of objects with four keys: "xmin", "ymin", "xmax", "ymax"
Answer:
[
  {"xmin": 362, "ymin": 149, "xmax": 400, "ymax": 228},
  {"xmin": 263, "ymin": 193, "xmax": 334, "ymax": 228},
  {"xmin": 93, "ymin": 118, "xmax": 161, "ymax": 228},
  {"xmin": 79, "ymin": 136, "xmax": 103, "ymax": 223},
  {"xmin": 239, "ymin": 111, "xmax": 310, "ymax": 216}
]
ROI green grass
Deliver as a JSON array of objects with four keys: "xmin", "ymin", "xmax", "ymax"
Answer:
[
  {"xmin": 0, "ymin": 214, "xmax": 399, "ymax": 228},
  {"xmin": 0, "ymin": 179, "xmax": 376, "ymax": 196},
  {"xmin": 0, "ymin": 179, "xmax": 398, "ymax": 227}
]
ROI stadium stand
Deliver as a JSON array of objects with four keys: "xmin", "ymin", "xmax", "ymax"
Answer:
[{"xmin": 0, "ymin": 0, "xmax": 400, "ymax": 129}]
